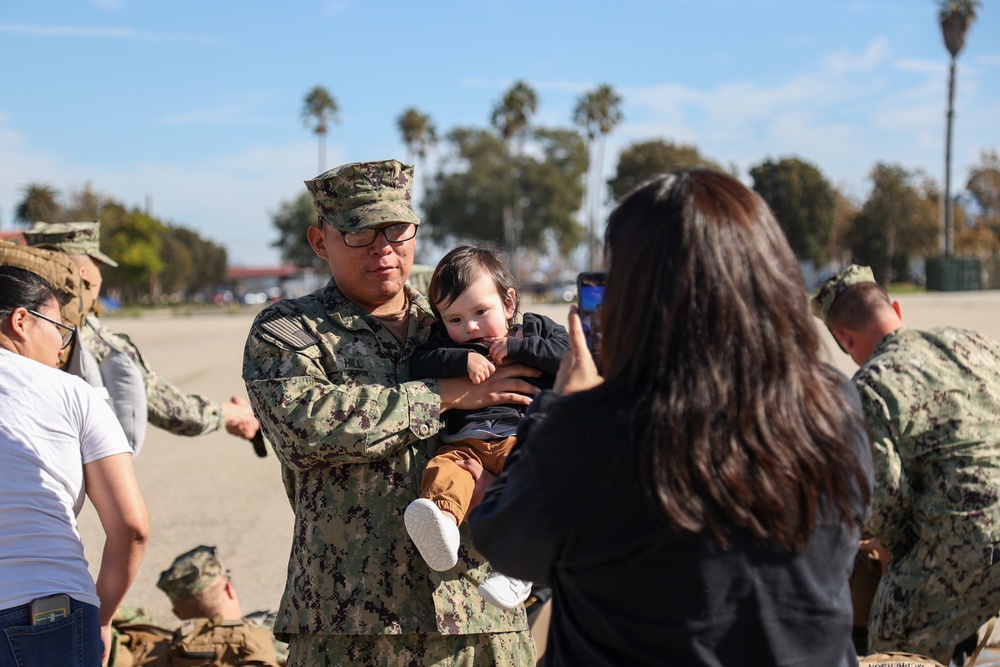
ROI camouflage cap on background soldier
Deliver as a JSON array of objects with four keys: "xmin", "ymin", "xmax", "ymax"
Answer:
[
  {"xmin": 812, "ymin": 264, "xmax": 878, "ymax": 323},
  {"xmin": 304, "ymin": 159, "xmax": 420, "ymax": 231},
  {"xmin": 156, "ymin": 545, "xmax": 228, "ymax": 605},
  {"xmin": 23, "ymin": 221, "xmax": 119, "ymax": 267}
]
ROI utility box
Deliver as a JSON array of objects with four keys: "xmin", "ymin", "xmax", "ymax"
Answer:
[{"xmin": 925, "ymin": 256, "xmax": 982, "ymax": 291}]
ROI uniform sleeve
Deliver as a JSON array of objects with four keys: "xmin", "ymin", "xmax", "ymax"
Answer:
[
  {"xmin": 242, "ymin": 321, "xmax": 443, "ymax": 472},
  {"xmin": 506, "ymin": 315, "xmax": 570, "ymax": 376},
  {"xmin": 108, "ymin": 331, "xmax": 225, "ymax": 437},
  {"xmin": 857, "ymin": 380, "xmax": 915, "ymax": 557}
]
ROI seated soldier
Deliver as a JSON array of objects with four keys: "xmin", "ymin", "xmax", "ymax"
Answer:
[{"xmin": 113, "ymin": 545, "xmax": 283, "ymax": 667}]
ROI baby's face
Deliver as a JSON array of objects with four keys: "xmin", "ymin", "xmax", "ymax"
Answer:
[{"xmin": 437, "ymin": 271, "xmax": 515, "ymax": 344}]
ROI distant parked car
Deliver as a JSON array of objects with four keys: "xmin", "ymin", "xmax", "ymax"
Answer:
[
  {"xmin": 550, "ymin": 279, "xmax": 577, "ymax": 303},
  {"xmin": 99, "ymin": 296, "xmax": 121, "ymax": 313}
]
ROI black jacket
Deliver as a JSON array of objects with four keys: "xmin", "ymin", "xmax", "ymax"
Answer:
[
  {"xmin": 409, "ymin": 312, "xmax": 569, "ymax": 436},
  {"xmin": 469, "ymin": 378, "xmax": 873, "ymax": 667}
]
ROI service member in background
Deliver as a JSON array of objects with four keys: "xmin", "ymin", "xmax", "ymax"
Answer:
[
  {"xmin": 25, "ymin": 221, "xmax": 260, "ymax": 452},
  {"xmin": 243, "ymin": 159, "xmax": 537, "ymax": 666},
  {"xmin": 112, "ymin": 545, "xmax": 281, "ymax": 666},
  {"xmin": 815, "ymin": 265, "xmax": 1000, "ymax": 664}
]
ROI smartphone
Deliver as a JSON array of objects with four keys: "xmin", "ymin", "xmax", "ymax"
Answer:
[
  {"xmin": 30, "ymin": 594, "xmax": 70, "ymax": 625},
  {"xmin": 576, "ymin": 272, "xmax": 605, "ymax": 364}
]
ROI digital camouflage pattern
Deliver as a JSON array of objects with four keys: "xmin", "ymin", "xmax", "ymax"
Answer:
[
  {"xmin": 24, "ymin": 220, "xmax": 120, "ymax": 267},
  {"xmin": 242, "ymin": 281, "xmax": 528, "ymax": 645},
  {"xmin": 285, "ymin": 628, "xmax": 533, "ymax": 667},
  {"xmin": 82, "ymin": 314, "xmax": 226, "ymax": 436},
  {"xmin": 304, "ymin": 160, "xmax": 421, "ymax": 232},
  {"xmin": 856, "ymin": 326, "xmax": 1000, "ymax": 663},
  {"xmin": 157, "ymin": 546, "xmax": 228, "ymax": 606},
  {"xmin": 812, "ymin": 264, "xmax": 877, "ymax": 322}
]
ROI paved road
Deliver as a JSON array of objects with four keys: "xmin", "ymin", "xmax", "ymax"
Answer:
[{"xmin": 77, "ymin": 289, "xmax": 1000, "ymax": 628}]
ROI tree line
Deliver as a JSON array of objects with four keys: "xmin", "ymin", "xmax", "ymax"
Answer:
[
  {"xmin": 11, "ymin": 183, "xmax": 227, "ymax": 303},
  {"xmin": 288, "ymin": 77, "xmax": 999, "ymax": 287}
]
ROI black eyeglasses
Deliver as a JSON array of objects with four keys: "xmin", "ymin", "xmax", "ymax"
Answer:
[
  {"xmin": 27, "ymin": 310, "xmax": 76, "ymax": 350},
  {"xmin": 338, "ymin": 222, "xmax": 418, "ymax": 248}
]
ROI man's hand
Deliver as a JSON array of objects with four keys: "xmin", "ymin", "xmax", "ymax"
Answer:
[
  {"xmin": 440, "ymin": 363, "xmax": 541, "ymax": 412},
  {"xmin": 554, "ymin": 306, "xmax": 603, "ymax": 396},
  {"xmin": 222, "ymin": 395, "xmax": 260, "ymax": 440},
  {"xmin": 467, "ymin": 352, "xmax": 496, "ymax": 385},
  {"xmin": 859, "ymin": 538, "xmax": 891, "ymax": 575}
]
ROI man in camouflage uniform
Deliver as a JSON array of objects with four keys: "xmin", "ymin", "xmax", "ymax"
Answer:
[
  {"xmin": 242, "ymin": 159, "xmax": 537, "ymax": 666},
  {"xmin": 113, "ymin": 545, "xmax": 281, "ymax": 666},
  {"xmin": 814, "ymin": 264, "xmax": 1000, "ymax": 664},
  {"xmin": 24, "ymin": 221, "xmax": 260, "ymax": 444}
]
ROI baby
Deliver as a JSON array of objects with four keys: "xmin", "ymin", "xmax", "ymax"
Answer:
[{"xmin": 406, "ymin": 245, "xmax": 569, "ymax": 609}]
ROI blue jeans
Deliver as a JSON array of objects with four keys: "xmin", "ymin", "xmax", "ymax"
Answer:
[{"xmin": 0, "ymin": 597, "xmax": 102, "ymax": 667}]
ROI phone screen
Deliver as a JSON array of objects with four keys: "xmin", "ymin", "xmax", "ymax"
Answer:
[{"xmin": 577, "ymin": 272, "xmax": 605, "ymax": 365}]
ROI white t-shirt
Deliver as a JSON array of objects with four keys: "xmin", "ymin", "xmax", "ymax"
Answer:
[{"xmin": 0, "ymin": 348, "xmax": 132, "ymax": 610}]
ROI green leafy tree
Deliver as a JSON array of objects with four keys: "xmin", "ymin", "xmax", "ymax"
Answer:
[
  {"xmin": 967, "ymin": 149, "xmax": 1000, "ymax": 235},
  {"xmin": 490, "ymin": 81, "xmax": 538, "ymax": 266},
  {"xmin": 574, "ymin": 84, "xmax": 623, "ymax": 269},
  {"xmin": 60, "ymin": 183, "xmax": 115, "ymax": 222},
  {"xmin": 271, "ymin": 191, "xmax": 324, "ymax": 270},
  {"xmin": 939, "ymin": 0, "xmax": 981, "ymax": 256},
  {"xmin": 98, "ymin": 203, "xmax": 166, "ymax": 302},
  {"xmin": 302, "ymin": 85, "xmax": 340, "ymax": 174},
  {"xmin": 827, "ymin": 186, "xmax": 860, "ymax": 265},
  {"xmin": 749, "ymin": 157, "xmax": 836, "ymax": 266},
  {"xmin": 160, "ymin": 226, "xmax": 227, "ymax": 296},
  {"xmin": 423, "ymin": 126, "xmax": 586, "ymax": 259},
  {"xmin": 14, "ymin": 183, "xmax": 60, "ymax": 226},
  {"xmin": 608, "ymin": 139, "xmax": 726, "ymax": 202},
  {"xmin": 847, "ymin": 163, "xmax": 939, "ymax": 286}
]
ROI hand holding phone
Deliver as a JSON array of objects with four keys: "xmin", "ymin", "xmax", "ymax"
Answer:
[{"xmin": 576, "ymin": 272, "xmax": 605, "ymax": 366}]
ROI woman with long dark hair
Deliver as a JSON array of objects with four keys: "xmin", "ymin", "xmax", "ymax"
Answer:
[
  {"xmin": 0, "ymin": 265, "xmax": 148, "ymax": 666},
  {"xmin": 469, "ymin": 169, "xmax": 873, "ymax": 666}
]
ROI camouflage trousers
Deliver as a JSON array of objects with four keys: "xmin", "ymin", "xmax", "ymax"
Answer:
[
  {"xmin": 285, "ymin": 630, "xmax": 535, "ymax": 667},
  {"xmin": 869, "ymin": 542, "xmax": 1000, "ymax": 664}
]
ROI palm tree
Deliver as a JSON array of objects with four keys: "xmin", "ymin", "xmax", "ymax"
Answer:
[
  {"xmin": 490, "ymin": 81, "xmax": 538, "ymax": 271},
  {"xmin": 14, "ymin": 183, "xmax": 60, "ymax": 227},
  {"xmin": 574, "ymin": 84, "xmax": 624, "ymax": 269},
  {"xmin": 301, "ymin": 85, "xmax": 340, "ymax": 174},
  {"xmin": 939, "ymin": 0, "xmax": 981, "ymax": 256},
  {"xmin": 397, "ymin": 108, "xmax": 437, "ymax": 216},
  {"xmin": 397, "ymin": 107, "xmax": 438, "ymax": 164}
]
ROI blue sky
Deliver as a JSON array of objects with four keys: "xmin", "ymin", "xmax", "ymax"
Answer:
[{"xmin": 2, "ymin": 1, "xmax": 998, "ymax": 266}]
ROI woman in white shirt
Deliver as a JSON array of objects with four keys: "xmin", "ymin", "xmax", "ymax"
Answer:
[{"xmin": 0, "ymin": 265, "xmax": 148, "ymax": 667}]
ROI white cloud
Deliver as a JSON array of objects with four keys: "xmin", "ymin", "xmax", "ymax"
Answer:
[
  {"xmin": 822, "ymin": 37, "xmax": 889, "ymax": 74},
  {"xmin": 0, "ymin": 22, "xmax": 214, "ymax": 43},
  {"xmin": 324, "ymin": 1, "xmax": 350, "ymax": 18},
  {"xmin": 973, "ymin": 54, "xmax": 1000, "ymax": 67},
  {"xmin": 895, "ymin": 58, "xmax": 946, "ymax": 76}
]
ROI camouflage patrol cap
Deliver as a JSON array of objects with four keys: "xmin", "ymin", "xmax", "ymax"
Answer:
[
  {"xmin": 812, "ymin": 264, "xmax": 877, "ymax": 323},
  {"xmin": 304, "ymin": 159, "xmax": 420, "ymax": 232},
  {"xmin": 23, "ymin": 221, "xmax": 119, "ymax": 267},
  {"xmin": 156, "ymin": 545, "xmax": 227, "ymax": 604}
]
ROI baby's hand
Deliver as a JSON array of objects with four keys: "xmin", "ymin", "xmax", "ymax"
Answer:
[
  {"xmin": 467, "ymin": 352, "xmax": 496, "ymax": 384},
  {"xmin": 488, "ymin": 338, "xmax": 509, "ymax": 365}
]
